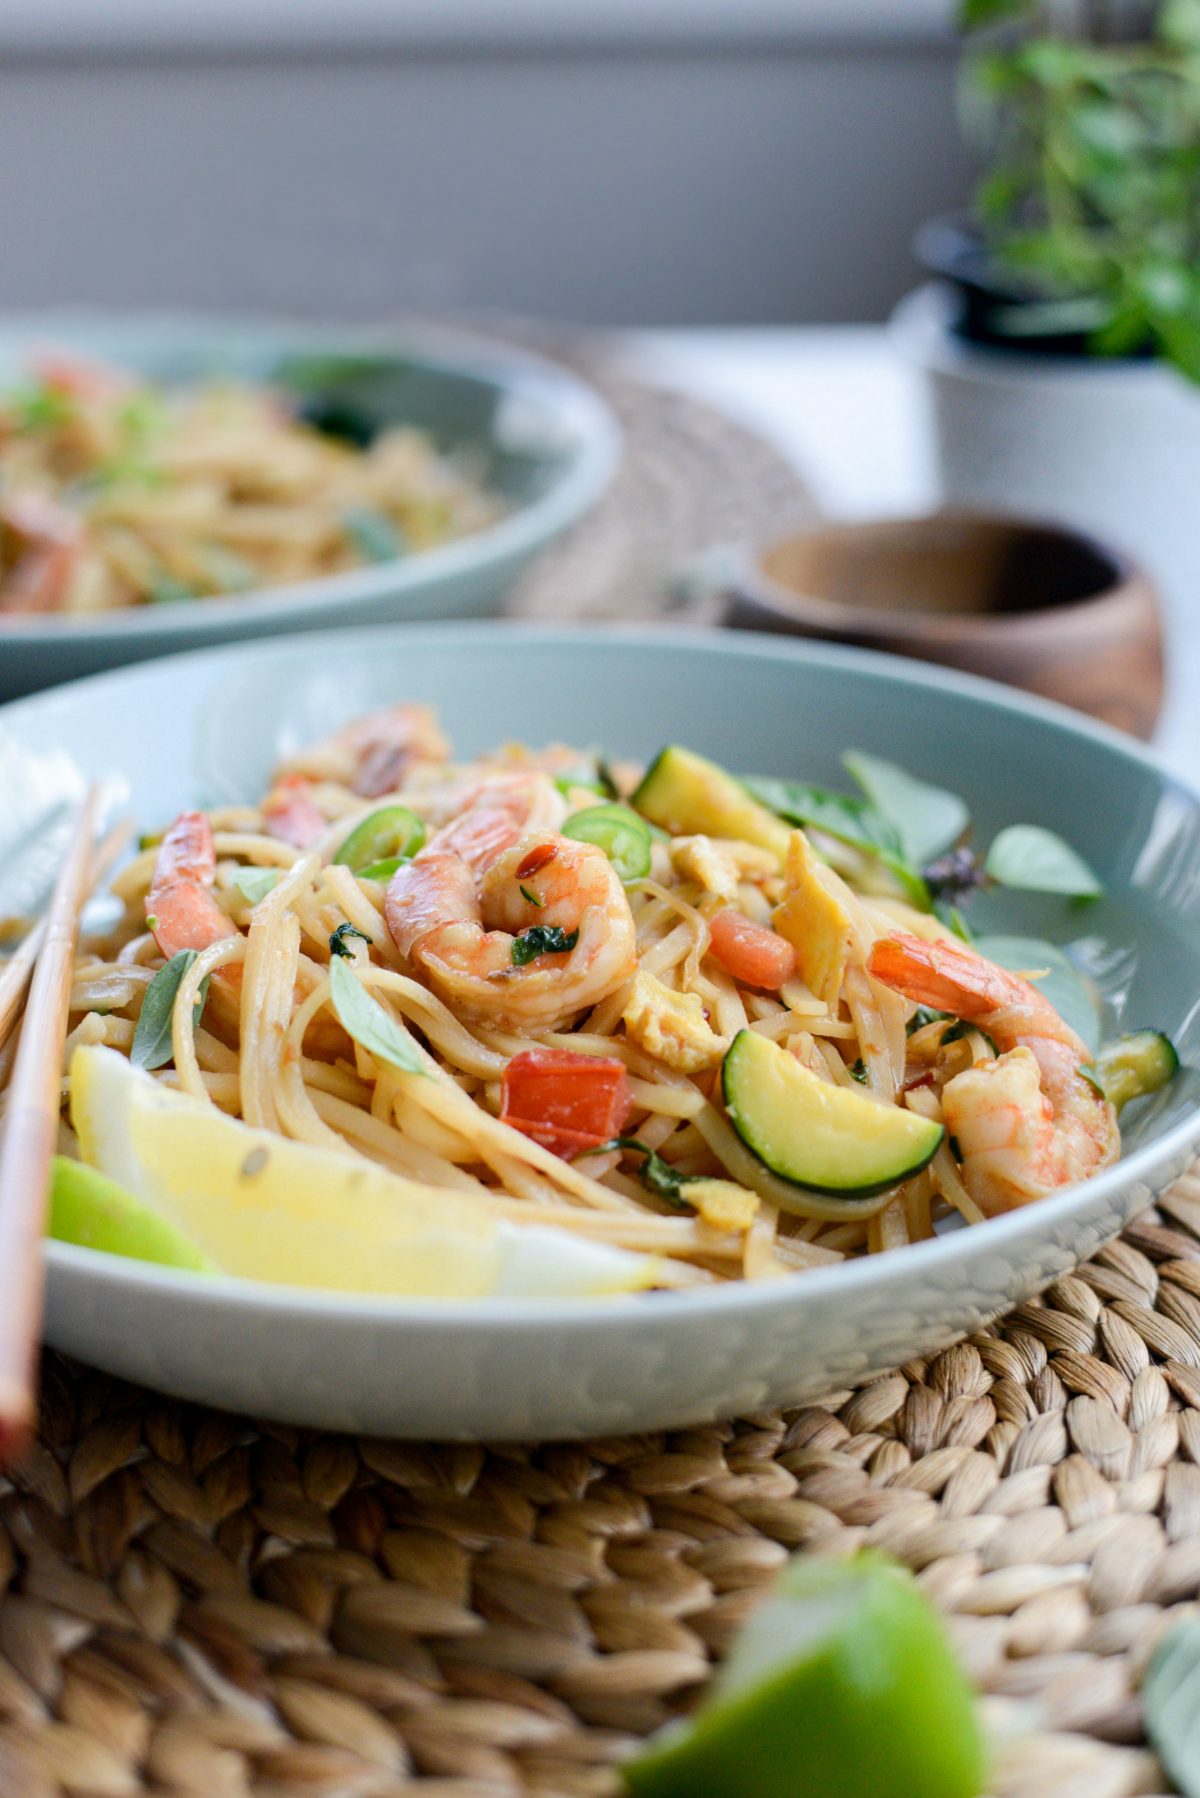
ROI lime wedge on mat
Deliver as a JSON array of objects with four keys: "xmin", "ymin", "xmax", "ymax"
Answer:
[
  {"xmin": 50, "ymin": 1156, "xmax": 218, "ymax": 1273},
  {"xmin": 624, "ymin": 1551, "xmax": 985, "ymax": 1798},
  {"xmin": 68, "ymin": 1045, "xmax": 660, "ymax": 1299}
]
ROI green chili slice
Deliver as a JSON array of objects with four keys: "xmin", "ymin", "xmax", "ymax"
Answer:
[
  {"xmin": 563, "ymin": 803, "xmax": 652, "ymax": 885},
  {"xmin": 334, "ymin": 805, "xmax": 425, "ymax": 874}
]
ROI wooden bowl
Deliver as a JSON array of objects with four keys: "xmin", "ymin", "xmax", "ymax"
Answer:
[{"xmin": 724, "ymin": 512, "xmax": 1164, "ymax": 740}]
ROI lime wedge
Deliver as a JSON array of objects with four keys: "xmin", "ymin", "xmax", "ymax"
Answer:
[
  {"xmin": 49, "ymin": 1155, "xmax": 219, "ymax": 1273},
  {"xmin": 624, "ymin": 1551, "xmax": 985, "ymax": 1798}
]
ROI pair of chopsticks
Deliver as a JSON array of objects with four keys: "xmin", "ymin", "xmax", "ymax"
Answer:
[{"xmin": 0, "ymin": 793, "xmax": 126, "ymax": 1466}]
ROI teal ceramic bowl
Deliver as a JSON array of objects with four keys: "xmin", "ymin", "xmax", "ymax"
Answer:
[
  {"xmin": 0, "ymin": 315, "xmax": 618, "ymax": 699},
  {"xmin": 5, "ymin": 625, "xmax": 1198, "ymax": 1437}
]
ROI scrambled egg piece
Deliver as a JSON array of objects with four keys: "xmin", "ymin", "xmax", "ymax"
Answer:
[
  {"xmin": 669, "ymin": 834, "xmax": 740, "ymax": 903},
  {"xmin": 684, "ymin": 1178, "xmax": 759, "ymax": 1233},
  {"xmin": 622, "ymin": 971, "xmax": 729, "ymax": 1073},
  {"xmin": 771, "ymin": 829, "xmax": 857, "ymax": 1008}
]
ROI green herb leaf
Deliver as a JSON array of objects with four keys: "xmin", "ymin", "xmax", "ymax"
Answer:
[
  {"xmin": 906, "ymin": 1006, "xmax": 950, "ymax": 1036},
  {"xmin": 231, "ymin": 866, "xmax": 280, "ymax": 904},
  {"xmin": 146, "ymin": 573, "xmax": 196, "ymax": 605},
  {"xmin": 10, "ymin": 381, "xmax": 74, "ymax": 432},
  {"xmin": 747, "ymin": 776, "xmax": 903, "ymax": 859},
  {"xmin": 934, "ymin": 902, "xmax": 975, "ymax": 942},
  {"xmin": 972, "ymin": 933, "xmax": 1102, "ymax": 1053},
  {"xmin": 511, "ymin": 925, "xmax": 579, "ymax": 967},
  {"xmin": 849, "ymin": 1059, "xmax": 869, "ymax": 1084},
  {"xmin": 327, "ymin": 953, "xmax": 426, "ymax": 1075},
  {"xmin": 605, "ymin": 1137, "xmax": 695, "ymax": 1209},
  {"xmin": 198, "ymin": 545, "xmax": 256, "ymax": 594},
  {"xmin": 1144, "ymin": 1617, "xmax": 1200, "ymax": 1797},
  {"xmin": 596, "ymin": 758, "xmax": 621, "ymax": 800},
  {"xmin": 131, "ymin": 950, "xmax": 209, "ymax": 1071},
  {"xmin": 329, "ymin": 922, "xmax": 372, "ymax": 960},
  {"xmin": 520, "ymin": 884, "xmax": 544, "ymax": 907},
  {"xmin": 843, "ymin": 751, "xmax": 969, "ymax": 867},
  {"xmin": 985, "ymin": 826, "xmax": 1104, "ymax": 898},
  {"xmin": 343, "ymin": 506, "xmax": 404, "ymax": 564},
  {"xmin": 746, "ymin": 776, "xmax": 930, "ymax": 908}
]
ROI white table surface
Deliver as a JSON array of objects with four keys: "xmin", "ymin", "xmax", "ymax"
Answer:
[{"xmin": 625, "ymin": 325, "xmax": 1197, "ymax": 789}]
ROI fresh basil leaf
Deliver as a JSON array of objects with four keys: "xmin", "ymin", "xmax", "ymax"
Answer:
[
  {"xmin": 984, "ymin": 825, "xmax": 1104, "ymax": 898},
  {"xmin": 972, "ymin": 933, "xmax": 1102, "ymax": 1053},
  {"xmin": 747, "ymin": 777, "xmax": 904, "ymax": 860},
  {"xmin": 606, "ymin": 1136, "xmax": 695, "ymax": 1209},
  {"xmin": 906, "ymin": 1006, "xmax": 950, "ymax": 1036},
  {"xmin": 746, "ymin": 775, "xmax": 930, "ymax": 908},
  {"xmin": 511, "ymin": 925, "xmax": 579, "ymax": 967},
  {"xmin": 232, "ymin": 866, "xmax": 280, "ymax": 904},
  {"xmin": 131, "ymin": 950, "xmax": 209, "ymax": 1070},
  {"xmin": 934, "ymin": 901, "xmax": 975, "ymax": 942},
  {"xmin": 327, "ymin": 953, "xmax": 426, "ymax": 1076},
  {"xmin": 343, "ymin": 506, "xmax": 404, "ymax": 564},
  {"xmin": 843, "ymin": 751, "xmax": 969, "ymax": 867},
  {"xmin": 1144, "ymin": 1617, "xmax": 1200, "ymax": 1798},
  {"xmin": 329, "ymin": 922, "xmax": 372, "ymax": 960},
  {"xmin": 941, "ymin": 1019, "xmax": 999, "ymax": 1054}
]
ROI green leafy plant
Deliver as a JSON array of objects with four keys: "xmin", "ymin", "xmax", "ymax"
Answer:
[{"xmin": 959, "ymin": 0, "xmax": 1200, "ymax": 377}]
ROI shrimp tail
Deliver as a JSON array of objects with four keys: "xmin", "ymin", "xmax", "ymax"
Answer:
[{"xmin": 868, "ymin": 930, "xmax": 1005, "ymax": 1022}]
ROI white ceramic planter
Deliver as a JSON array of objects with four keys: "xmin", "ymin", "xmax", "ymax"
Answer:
[{"xmin": 894, "ymin": 284, "xmax": 1200, "ymax": 764}]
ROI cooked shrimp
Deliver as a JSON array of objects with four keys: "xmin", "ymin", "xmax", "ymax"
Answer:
[
  {"xmin": 262, "ymin": 774, "xmax": 328, "ymax": 850},
  {"xmin": 275, "ymin": 703, "xmax": 449, "ymax": 799},
  {"xmin": 387, "ymin": 827, "xmax": 636, "ymax": 1030},
  {"xmin": 0, "ymin": 493, "xmax": 81, "ymax": 612},
  {"xmin": 146, "ymin": 811, "xmax": 239, "ymax": 960},
  {"xmin": 868, "ymin": 929, "xmax": 1118, "ymax": 1214}
]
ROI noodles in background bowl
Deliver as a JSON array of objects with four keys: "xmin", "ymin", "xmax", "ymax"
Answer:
[{"xmin": 0, "ymin": 353, "xmax": 500, "ymax": 615}]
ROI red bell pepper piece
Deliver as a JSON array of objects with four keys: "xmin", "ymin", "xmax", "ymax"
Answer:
[{"xmin": 500, "ymin": 1047, "xmax": 633, "ymax": 1159}]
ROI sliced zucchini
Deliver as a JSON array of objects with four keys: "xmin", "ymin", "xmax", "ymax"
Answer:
[
  {"xmin": 632, "ymin": 747, "xmax": 791, "ymax": 864},
  {"xmin": 1093, "ymin": 1030, "xmax": 1179, "ymax": 1112},
  {"xmin": 721, "ymin": 1029, "xmax": 943, "ymax": 1200}
]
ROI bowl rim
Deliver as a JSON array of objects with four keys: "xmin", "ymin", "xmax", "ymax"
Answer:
[
  {"xmin": 0, "ymin": 311, "xmax": 620, "ymax": 641},
  {"xmin": 735, "ymin": 508, "xmax": 1154, "ymax": 646},
  {"xmin": 16, "ymin": 617, "xmax": 1200, "ymax": 1334}
]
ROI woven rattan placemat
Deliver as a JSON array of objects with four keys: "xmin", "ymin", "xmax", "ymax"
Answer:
[
  {"xmin": 3, "ymin": 354, "xmax": 1193, "ymax": 1795},
  {"xmin": 7, "ymin": 1168, "xmax": 1200, "ymax": 1796}
]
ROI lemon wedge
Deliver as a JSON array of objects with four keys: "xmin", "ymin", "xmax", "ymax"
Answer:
[{"xmin": 68, "ymin": 1045, "xmax": 660, "ymax": 1299}]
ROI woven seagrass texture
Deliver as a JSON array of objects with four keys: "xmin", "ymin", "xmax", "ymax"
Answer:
[
  {"xmin": 498, "ymin": 326, "xmax": 820, "ymax": 624},
  {"xmin": 6, "ymin": 1171, "xmax": 1200, "ymax": 1794}
]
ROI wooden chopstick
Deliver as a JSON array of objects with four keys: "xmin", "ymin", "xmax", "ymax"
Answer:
[
  {"xmin": 0, "ymin": 788, "xmax": 101, "ymax": 1466},
  {"xmin": 0, "ymin": 816, "xmax": 130, "ymax": 1057},
  {"xmin": 0, "ymin": 916, "xmax": 47, "ymax": 1053}
]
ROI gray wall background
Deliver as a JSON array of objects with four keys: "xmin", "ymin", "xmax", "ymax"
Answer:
[{"xmin": 0, "ymin": 35, "xmax": 972, "ymax": 325}]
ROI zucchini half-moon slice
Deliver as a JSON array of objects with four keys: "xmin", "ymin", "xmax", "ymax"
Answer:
[{"xmin": 722, "ymin": 1029, "xmax": 943, "ymax": 1201}]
